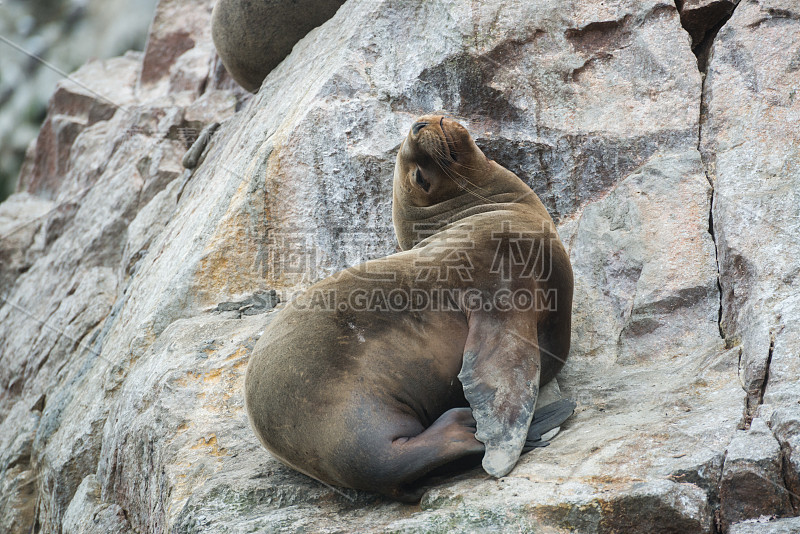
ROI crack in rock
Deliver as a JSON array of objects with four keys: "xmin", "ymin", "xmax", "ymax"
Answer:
[
  {"xmin": 741, "ymin": 332, "xmax": 775, "ymax": 429},
  {"xmin": 682, "ymin": 0, "xmax": 742, "ymax": 348},
  {"xmin": 675, "ymin": 0, "xmax": 739, "ymax": 71}
]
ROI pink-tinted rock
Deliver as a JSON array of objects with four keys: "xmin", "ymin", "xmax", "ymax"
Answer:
[
  {"xmin": 139, "ymin": 0, "xmax": 212, "ymax": 85},
  {"xmin": 20, "ymin": 54, "xmax": 141, "ymax": 197}
]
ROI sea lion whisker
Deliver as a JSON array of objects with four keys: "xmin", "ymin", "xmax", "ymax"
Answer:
[
  {"xmin": 443, "ymin": 172, "xmax": 495, "ymax": 203},
  {"xmin": 436, "ymin": 163, "xmax": 494, "ymax": 203},
  {"xmin": 431, "ymin": 156, "xmax": 497, "ymax": 204},
  {"xmin": 316, "ymin": 479, "xmax": 356, "ymax": 502},
  {"xmin": 433, "ymin": 149, "xmax": 484, "ymax": 173},
  {"xmin": 443, "ymin": 164, "xmax": 490, "ymax": 192},
  {"xmin": 428, "ymin": 136, "xmax": 497, "ymax": 175},
  {"xmin": 427, "ymin": 143, "xmax": 483, "ymax": 173}
]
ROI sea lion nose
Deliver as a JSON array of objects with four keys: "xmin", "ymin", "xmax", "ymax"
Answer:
[{"xmin": 411, "ymin": 121, "xmax": 429, "ymax": 135}]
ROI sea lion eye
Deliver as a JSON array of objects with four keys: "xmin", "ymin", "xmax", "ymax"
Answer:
[{"xmin": 415, "ymin": 168, "xmax": 431, "ymax": 192}]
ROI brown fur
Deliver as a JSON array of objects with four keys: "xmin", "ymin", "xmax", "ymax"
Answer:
[{"xmin": 245, "ymin": 116, "xmax": 573, "ymax": 501}]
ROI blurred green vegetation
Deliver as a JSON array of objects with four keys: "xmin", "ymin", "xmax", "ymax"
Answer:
[{"xmin": 0, "ymin": 0, "xmax": 158, "ymax": 203}]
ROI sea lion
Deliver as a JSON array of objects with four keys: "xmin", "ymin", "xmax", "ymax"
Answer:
[
  {"xmin": 211, "ymin": 0, "xmax": 347, "ymax": 92},
  {"xmin": 245, "ymin": 115, "xmax": 574, "ymax": 501}
]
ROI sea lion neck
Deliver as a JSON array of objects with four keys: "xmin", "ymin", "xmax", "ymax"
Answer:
[
  {"xmin": 393, "ymin": 161, "xmax": 544, "ymax": 250},
  {"xmin": 392, "ymin": 116, "xmax": 550, "ymax": 250},
  {"xmin": 396, "ymin": 193, "xmax": 513, "ymax": 249}
]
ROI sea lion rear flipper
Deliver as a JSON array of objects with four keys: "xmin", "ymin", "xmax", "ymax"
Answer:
[
  {"xmin": 458, "ymin": 311, "xmax": 541, "ymax": 478},
  {"xmin": 522, "ymin": 398, "xmax": 576, "ymax": 451}
]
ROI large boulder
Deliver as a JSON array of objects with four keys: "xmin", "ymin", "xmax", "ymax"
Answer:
[{"xmin": 0, "ymin": 0, "xmax": 798, "ymax": 531}]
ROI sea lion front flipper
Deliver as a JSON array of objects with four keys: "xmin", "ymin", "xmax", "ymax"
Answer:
[
  {"xmin": 458, "ymin": 311, "xmax": 541, "ymax": 478},
  {"xmin": 522, "ymin": 398, "xmax": 576, "ymax": 451}
]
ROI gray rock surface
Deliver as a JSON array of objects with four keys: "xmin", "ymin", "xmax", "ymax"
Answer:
[
  {"xmin": 0, "ymin": 0, "xmax": 799, "ymax": 532},
  {"xmin": 62, "ymin": 475, "xmax": 133, "ymax": 534},
  {"xmin": 730, "ymin": 516, "xmax": 800, "ymax": 534},
  {"xmin": 0, "ymin": 192, "xmax": 54, "ymax": 295}
]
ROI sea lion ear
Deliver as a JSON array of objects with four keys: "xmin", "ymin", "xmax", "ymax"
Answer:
[{"xmin": 458, "ymin": 311, "xmax": 541, "ymax": 477}]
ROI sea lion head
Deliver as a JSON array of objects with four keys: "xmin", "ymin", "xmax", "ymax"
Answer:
[
  {"xmin": 393, "ymin": 115, "xmax": 497, "ymax": 249},
  {"xmin": 393, "ymin": 115, "xmax": 488, "ymax": 207}
]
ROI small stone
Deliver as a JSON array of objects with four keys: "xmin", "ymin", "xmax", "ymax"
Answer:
[
  {"xmin": 729, "ymin": 516, "xmax": 800, "ymax": 534},
  {"xmin": 719, "ymin": 419, "xmax": 794, "ymax": 530}
]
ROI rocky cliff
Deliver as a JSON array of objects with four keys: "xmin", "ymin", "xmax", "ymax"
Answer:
[{"xmin": 1, "ymin": 0, "xmax": 799, "ymax": 532}]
